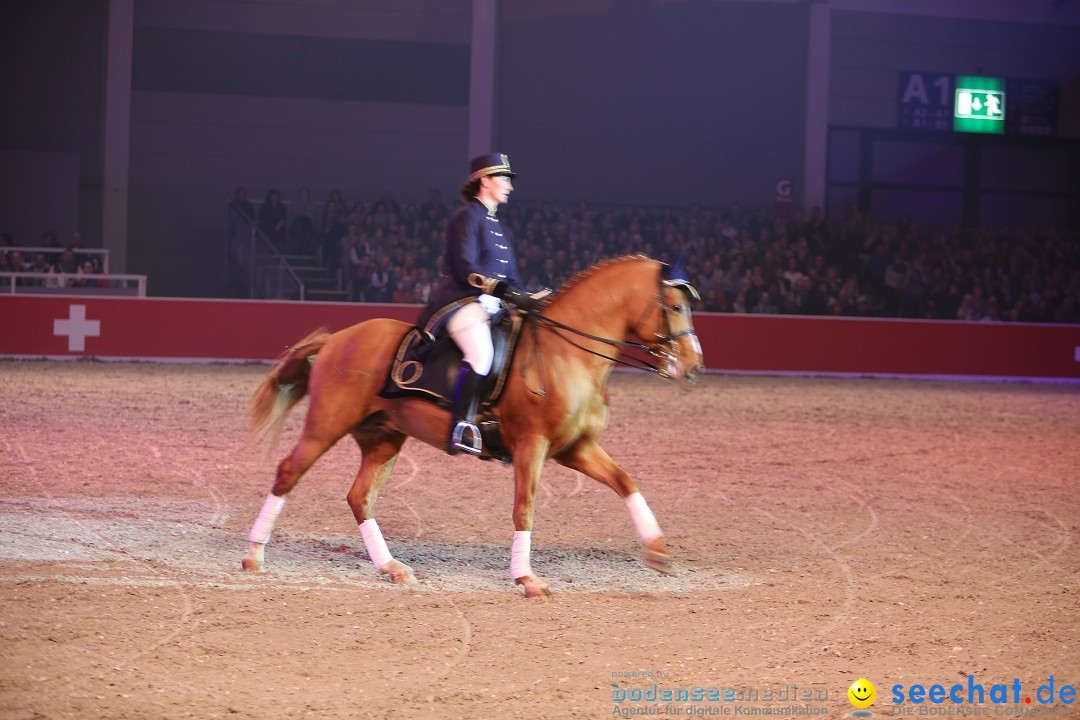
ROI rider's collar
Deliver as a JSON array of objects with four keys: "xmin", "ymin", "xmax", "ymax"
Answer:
[{"xmin": 478, "ymin": 198, "xmax": 498, "ymax": 216}]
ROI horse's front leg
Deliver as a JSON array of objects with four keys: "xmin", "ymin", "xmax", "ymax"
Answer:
[
  {"xmin": 511, "ymin": 435, "xmax": 552, "ymax": 598},
  {"xmin": 347, "ymin": 431, "xmax": 416, "ymax": 584},
  {"xmin": 556, "ymin": 440, "xmax": 672, "ymax": 575}
]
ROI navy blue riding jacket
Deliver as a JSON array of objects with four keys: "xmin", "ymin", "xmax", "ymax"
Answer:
[{"xmin": 419, "ymin": 199, "xmax": 521, "ymax": 330}]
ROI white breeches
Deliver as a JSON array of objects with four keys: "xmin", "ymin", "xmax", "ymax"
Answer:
[{"xmin": 446, "ymin": 297, "xmax": 496, "ymax": 376}]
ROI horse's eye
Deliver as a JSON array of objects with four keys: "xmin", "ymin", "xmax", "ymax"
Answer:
[{"xmin": 673, "ymin": 304, "xmax": 684, "ymax": 313}]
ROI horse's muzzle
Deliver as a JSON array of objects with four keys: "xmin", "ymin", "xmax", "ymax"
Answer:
[
  {"xmin": 685, "ymin": 364, "xmax": 703, "ymax": 384},
  {"xmin": 658, "ymin": 350, "xmax": 702, "ymax": 384}
]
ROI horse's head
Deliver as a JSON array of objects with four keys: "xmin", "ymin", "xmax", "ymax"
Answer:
[
  {"xmin": 632, "ymin": 263, "xmax": 705, "ymax": 384},
  {"xmin": 657, "ymin": 280, "xmax": 705, "ymax": 383},
  {"xmin": 545, "ymin": 255, "xmax": 705, "ymax": 383}
]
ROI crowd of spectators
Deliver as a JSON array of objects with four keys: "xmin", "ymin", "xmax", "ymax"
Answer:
[
  {"xmin": 0, "ymin": 231, "xmax": 109, "ymax": 288},
  {"xmin": 233, "ymin": 185, "xmax": 1080, "ymax": 325},
  {"xmin": 11, "ymin": 188, "xmax": 1076, "ymax": 324}
]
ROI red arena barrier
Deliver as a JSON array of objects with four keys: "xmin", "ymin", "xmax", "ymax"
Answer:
[{"xmin": 2, "ymin": 296, "xmax": 1078, "ymax": 380}]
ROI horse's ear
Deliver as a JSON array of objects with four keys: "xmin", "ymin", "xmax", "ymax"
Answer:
[
  {"xmin": 663, "ymin": 278, "xmax": 701, "ymax": 305},
  {"xmin": 663, "ymin": 251, "xmax": 690, "ymax": 282}
]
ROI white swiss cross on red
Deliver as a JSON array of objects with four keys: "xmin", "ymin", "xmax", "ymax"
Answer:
[{"xmin": 53, "ymin": 304, "xmax": 101, "ymax": 352}]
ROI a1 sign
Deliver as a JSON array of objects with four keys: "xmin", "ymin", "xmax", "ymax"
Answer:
[{"xmin": 897, "ymin": 72, "xmax": 952, "ymax": 132}]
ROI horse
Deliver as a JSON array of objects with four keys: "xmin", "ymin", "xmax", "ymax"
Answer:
[{"xmin": 242, "ymin": 254, "xmax": 704, "ymax": 598}]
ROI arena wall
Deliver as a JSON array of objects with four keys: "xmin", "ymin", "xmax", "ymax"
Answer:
[{"xmin": 2, "ymin": 296, "xmax": 1077, "ymax": 380}]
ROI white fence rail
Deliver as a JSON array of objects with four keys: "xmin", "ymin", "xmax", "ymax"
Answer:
[{"xmin": 0, "ymin": 272, "xmax": 147, "ymax": 296}]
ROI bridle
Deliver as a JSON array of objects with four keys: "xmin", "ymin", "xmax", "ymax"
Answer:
[{"xmin": 520, "ymin": 269, "xmax": 699, "ymax": 392}]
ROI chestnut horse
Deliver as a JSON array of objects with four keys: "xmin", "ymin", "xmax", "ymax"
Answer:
[{"xmin": 242, "ymin": 255, "xmax": 704, "ymax": 597}]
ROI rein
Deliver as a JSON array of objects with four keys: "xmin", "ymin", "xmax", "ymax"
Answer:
[
  {"xmin": 528, "ymin": 313, "xmax": 667, "ymax": 372},
  {"xmin": 518, "ymin": 269, "xmax": 697, "ymax": 395}
]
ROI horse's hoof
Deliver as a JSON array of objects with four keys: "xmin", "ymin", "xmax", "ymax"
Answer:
[
  {"xmin": 514, "ymin": 575, "xmax": 551, "ymax": 599},
  {"xmin": 642, "ymin": 537, "xmax": 673, "ymax": 575},
  {"xmin": 241, "ymin": 555, "xmax": 264, "ymax": 572},
  {"xmin": 379, "ymin": 559, "xmax": 418, "ymax": 585}
]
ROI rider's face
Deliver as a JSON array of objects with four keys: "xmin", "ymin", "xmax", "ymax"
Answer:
[{"xmin": 479, "ymin": 174, "xmax": 514, "ymax": 206}]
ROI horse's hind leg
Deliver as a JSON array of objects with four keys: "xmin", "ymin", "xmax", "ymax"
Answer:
[
  {"xmin": 242, "ymin": 434, "xmax": 337, "ymax": 572},
  {"xmin": 555, "ymin": 440, "xmax": 672, "ymax": 575},
  {"xmin": 346, "ymin": 430, "xmax": 416, "ymax": 584}
]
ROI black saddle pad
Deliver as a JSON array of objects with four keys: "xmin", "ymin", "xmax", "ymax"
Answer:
[{"xmin": 378, "ymin": 311, "xmax": 522, "ymax": 410}]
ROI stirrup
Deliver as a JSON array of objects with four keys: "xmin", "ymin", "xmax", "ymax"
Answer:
[{"xmin": 451, "ymin": 421, "xmax": 483, "ymax": 454}]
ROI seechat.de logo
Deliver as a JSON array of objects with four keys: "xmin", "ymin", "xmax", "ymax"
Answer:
[{"xmin": 891, "ymin": 675, "xmax": 1076, "ymax": 714}]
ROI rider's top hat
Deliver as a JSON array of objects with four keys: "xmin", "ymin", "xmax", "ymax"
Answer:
[{"xmin": 466, "ymin": 153, "xmax": 516, "ymax": 184}]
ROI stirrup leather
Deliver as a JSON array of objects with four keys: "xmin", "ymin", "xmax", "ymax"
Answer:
[{"xmin": 450, "ymin": 420, "xmax": 483, "ymax": 454}]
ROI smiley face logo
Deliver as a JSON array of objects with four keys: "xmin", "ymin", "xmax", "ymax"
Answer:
[{"xmin": 848, "ymin": 678, "xmax": 876, "ymax": 709}]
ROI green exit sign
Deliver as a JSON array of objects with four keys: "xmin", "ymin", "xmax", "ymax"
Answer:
[{"xmin": 954, "ymin": 75, "xmax": 1005, "ymax": 134}]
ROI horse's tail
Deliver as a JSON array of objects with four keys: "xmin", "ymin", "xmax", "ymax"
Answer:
[{"xmin": 247, "ymin": 328, "xmax": 332, "ymax": 443}]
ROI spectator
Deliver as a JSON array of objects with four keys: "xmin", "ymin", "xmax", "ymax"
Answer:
[
  {"xmin": 8, "ymin": 250, "xmax": 26, "ymax": 277},
  {"xmin": 47, "ymin": 248, "xmax": 79, "ymax": 288},
  {"xmin": 398, "ymin": 252, "xmax": 419, "ymax": 291},
  {"xmin": 258, "ymin": 188, "xmax": 288, "ymax": 249},
  {"xmin": 702, "ymin": 287, "xmax": 727, "ymax": 313},
  {"xmin": 368, "ymin": 253, "xmax": 393, "ymax": 303},
  {"xmin": 228, "ymin": 187, "xmax": 257, "ymax": 237},
  {"xmin": 751, "ymin": 291, "xmax": 777, "ymax": 314},
  {"xmin": 882, "ymin": 257, "xmax": 905, "ymax": 315},
  {"xmin": 73, "ymin": 259, "xmax": 107, "ymax": 288},
  {"xmin": 721, "ymin": 260, "xmax": 743, "ymax": 302},
  {"xmin": 321, "ymin": 191, "xmax": 348, "ymax": 264},
  {"xmin": 26, "ymin": 252, "xmax": 53, "ymax": 286},
  {"xmin": 980, "ymin": 296, "xmax": 1001, "ymax": 323},
  {"xmin": 391, "ymin": 266, "xmax": 414, "ymax": 304},
  {"xmin": 369, "ymin": 190, "xmax": 401, "ymax": 221},
  {"xmin": 349, "ymin": 252, "xmax": 375, "ymax": 302},
  {"xmin": 853, "ymin": 295, "xmax": 875, "ymax": 317},
  {"xmin": 289, "ymin": 187, "xmax": 319, "ymax": 255},
  {"xmin": 540, "ymin": 257, "xmax": 560, "ymax": 289},
  {"xmin": 523, "ymin": 272, "xmax": 545, "ymax": 294},
  {"xmin": 419, "ymin": 188, "xmax": 448, "ymax": 224},
  {"xmin": 346, "ymin": 201, "xmax": 367, "ymax": 228},
  {"xmin": 400, "ymin": 203, "xmax": 420, "ymax": 238},
  {"xmin": 1054, "ymin": 295, "xmax": 1077, "ymax": 324},
  {"xmin": 695, "ymin": 260, "xmax": 717, "ymax": 295},
  {"xmin": 781, "ymin": 256, "xmax": 804, "ymax": 292},
  {"xmin": 412, "ymin": 267, "xmax": 434, "ymax": 304},
  {"xmin": 335, "ymin": 222, "xmax": 367, "ymax": 283},
  {"xmin": 804, "ymin": 280, "xmax": 830, "ymax": 316},
  {"xmin": 956, "ymin": 293, "xmax": 979, "ymax": 321}
]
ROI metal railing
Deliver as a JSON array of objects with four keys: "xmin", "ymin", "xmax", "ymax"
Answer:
[
  {"xmin": 0, "ymin": 271, "xmax": 147, "ymax": 296},
  {"xmin": 4, "ymin": 246, "xmax": 111, "ymax": 272},
  {"xmin": 226, "ymin": 207, "xmax": 305, "ymax": 300}
]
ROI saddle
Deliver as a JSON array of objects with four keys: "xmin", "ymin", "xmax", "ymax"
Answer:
[{"xmin": 378, "ymin": 310, "xmax": 524, "ymax": 463}]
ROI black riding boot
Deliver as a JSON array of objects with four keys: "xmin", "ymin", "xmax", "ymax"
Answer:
[{"xmin": 449, "ymin": 362, "xmax": 484, "ymax": 454}]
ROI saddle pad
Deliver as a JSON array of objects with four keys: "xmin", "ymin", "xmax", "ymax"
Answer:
[{"xmin": 378, "ymin": 313, "xmax": 522, "ymax": 410}]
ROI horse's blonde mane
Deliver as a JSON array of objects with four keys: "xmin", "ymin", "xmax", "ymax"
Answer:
[{"xmin": 552, "ymin": 253, "xmax": 655, "ymax": 298}]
